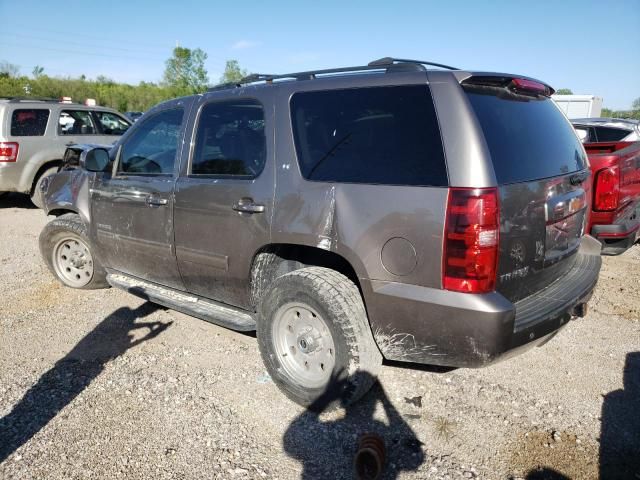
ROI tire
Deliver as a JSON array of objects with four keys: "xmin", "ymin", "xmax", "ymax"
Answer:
[
  {"xmin": 30, "ymin": 166, "xmax": 59, "ymax": 209},
  {"xmin": 257, "ymin": 267, "xmax": 382, "ymax": 408},
  {"xmin": 39, "ymin": 213, "xmax": 109, "ymax": 290}
]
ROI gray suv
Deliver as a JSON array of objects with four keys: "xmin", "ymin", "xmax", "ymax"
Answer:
[
  {"xmin": 0, "ymin": 97, "xmax": 131, "ymax": 207},
  {"xmin": 39, "ymin": 58, "xmax": 602, "ymax": 406}
]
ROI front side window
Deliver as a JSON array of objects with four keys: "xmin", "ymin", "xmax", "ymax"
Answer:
[
  {"xmin": 191, "ymin": 99, "xmax": 266, "ymax": 176},
  {"xmin": 94, "ymin": 111, "xmax": 131, "ymax": 135},
  {"xmin": 290, "ymin": 86, "xmax": 448, "ymax": 186},
  {"xmin": 11, "ymin": 109, "xmax": 50, "ymax": 136},
  {"xmin": 59, "ymin": 110, "xmax": 96, "ymax": 135},
  {"xmin": 118, "ymin": 108, "xmax": 183, "ymax": 175}
]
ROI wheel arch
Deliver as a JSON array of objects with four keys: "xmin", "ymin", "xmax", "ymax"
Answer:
[{"xmin": 249, "ymin": 243, "xmax": 362, "ymax": 309}]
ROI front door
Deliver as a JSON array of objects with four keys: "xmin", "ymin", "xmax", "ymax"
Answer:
[
  {"xmin": 173, "ymin": 95, "xmax": 274, "ymax": 308},
  {"xmin": 90, "ymin": 99, "xmax": 193, "ymax": 290}
]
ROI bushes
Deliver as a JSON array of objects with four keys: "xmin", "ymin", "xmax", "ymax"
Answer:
[{"xmin": 0, "ymin": 75, "xmax": 192, "ymax": 112}]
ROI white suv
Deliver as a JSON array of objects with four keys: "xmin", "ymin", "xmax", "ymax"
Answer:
[{"xmin": 0, "ymin": 97, "xmax": 131, "ymax": 207}]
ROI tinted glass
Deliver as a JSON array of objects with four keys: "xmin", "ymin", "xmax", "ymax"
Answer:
[
  {"xmin": 290, "ymin": 86, "xmax": 447, "ymax": 186},
  {"xmin": 119, "ymin": 108, "xmax": 183, "ymax": 174},
  {"xmin": 11, "ymin": 109, "xmax": 49, "ymax": 136},
  {"xmin": 94, "ymin": 111, "xmax": 131, "ymax": 135},
  {"xmin": 192, "ymin": 100, "xmax": 266, "ymax": 176},
  {"xmin": 59, "ymin": 110, "xmax": 96, "ymax": 135},
  {"xmin": 465, "ymin": 87, "xmax": 587, "ymax": 184},
  {"xmin": 594, "ymin": 126, "xmax": 629, "ymax": 142}
]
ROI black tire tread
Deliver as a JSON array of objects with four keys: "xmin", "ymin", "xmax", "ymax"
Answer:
[{"xmin": 258, "ymin": 266, "xmax": 381, "ymax": 407}]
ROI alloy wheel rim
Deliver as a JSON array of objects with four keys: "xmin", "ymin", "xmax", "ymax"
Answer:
[{"xmin": 53, "ymin": 237, "xmax": 94, "ymax": 287}]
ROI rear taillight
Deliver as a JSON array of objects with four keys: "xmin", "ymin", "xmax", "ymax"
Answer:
[
  {"xmin": 0, "ymin": 142, "xmax": 19, "ymax": 162},
  {"xmin": 593, "ymin": 167, "xmax": 620, "ymax": 211},
  {"xmin": 443, "ymin": 188, "xmax": 499, "ymax": 293}
]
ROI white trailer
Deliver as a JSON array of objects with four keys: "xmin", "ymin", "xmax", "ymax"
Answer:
[{"xmin": 552, "ymin": 94, "xmax": 603, "ymax": 119}]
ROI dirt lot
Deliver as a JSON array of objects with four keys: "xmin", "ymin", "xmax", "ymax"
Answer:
[{"xmin": 1, "ymin": 193, "xmax": 638, "ymax": 480}]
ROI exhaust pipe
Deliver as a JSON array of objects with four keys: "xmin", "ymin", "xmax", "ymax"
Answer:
[
  {"xmin": 354, "ymin": 433, "xmax": 386, "ymax": 480},
  {"xmin": 572, "ymin": 303, "xmax": 588, "ymax": 318}
]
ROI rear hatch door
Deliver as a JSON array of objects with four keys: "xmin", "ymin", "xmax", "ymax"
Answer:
[{"xmin": 463, "ymin": 77, "xmax": 591, "ymax": 303}]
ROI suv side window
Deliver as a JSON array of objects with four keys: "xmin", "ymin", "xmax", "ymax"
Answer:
[
  {"xmin": 290, "ymin": 85, "xmax": 448, "ymax": 186},
  {"xmin": 118, "ymin": 108, "xmax": 184, "ymax": 175},
  {"xmin": 11, "ymin": 109, "xmax": 50, "ymax": 136},
  {"xmin": 59, "ymin": 110, "xmax": 97, "ymax": 135},
  {"xmin": 191, "ymin": 99, "xmax": 266, "ymax": 177},
  {"xmin": 94, "ymin": 111, "xmax": 131, "ymax": 135},
  {"xmin": 593, "ymin": 126, "xmax": 629, "ymax": 142}
]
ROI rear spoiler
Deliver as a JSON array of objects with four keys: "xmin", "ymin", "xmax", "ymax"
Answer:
[{"xmin": 460, "ymin": 74, "xmax": 555, "ymax": 97}]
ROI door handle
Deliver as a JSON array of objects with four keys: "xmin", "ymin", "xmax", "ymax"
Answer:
[
  {"xmin": 232, "ymin": 199, "xmax": 265, "ymax": 214},
  {"xmin": 146, "ymin": 194, "xmax": 168, "ymax": 207}
]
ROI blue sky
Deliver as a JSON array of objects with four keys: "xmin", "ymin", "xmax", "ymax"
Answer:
[{"xmin": 1, "ymin": 0, "xmax": 638, "ymax": 109}]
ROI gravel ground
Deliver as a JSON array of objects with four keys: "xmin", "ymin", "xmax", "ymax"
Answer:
[{"xmin": 0, "ymin": 192, "xmax": 638, "ymax": 480}]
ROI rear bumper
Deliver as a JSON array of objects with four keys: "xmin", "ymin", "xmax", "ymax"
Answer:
[
  {"xmin": 591, "ymin": 222, "xmax": 640, "ymax": 256},
  {"xmin": 365, "ymin": 235, "xmax": 602, "ymax": 368},
  {"xmin": 590, "ymin": 202, "xmax": 640, "ymax": 255}
]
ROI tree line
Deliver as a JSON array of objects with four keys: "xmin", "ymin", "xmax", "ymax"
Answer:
[{"xmin": 0, "ymin": 48, "xmax": 248, "ymax": 112}]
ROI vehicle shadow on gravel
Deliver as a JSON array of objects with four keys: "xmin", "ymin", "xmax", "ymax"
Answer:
[
  {"xmin": 283, "ymin": 371, "xmax": 424, "ymax": 479},
  {"xmin": 599, "ymin": 351, "xmax": 640, "ymax": 479},
  {"xmin": 0, "ymin": 302, "xmax": 172, "ymax": 463},
  {"xmin": 0, "ymin": 193, "xmax": 36, "ymax": 209}
]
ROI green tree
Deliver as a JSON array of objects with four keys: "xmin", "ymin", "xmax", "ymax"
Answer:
[
  {"xmin": 555, "ymin": 88, "xmax": 573, "ymax": 95},
  {"xmin": 32, "ymin": 65, "xmax": 44, "ymax": 78},
  {"xmin": 632, "ymin": 97, "xmax": 640, "ymax": 110},
  {"xmin": 162, "ymin": 47, "xmax": 209, "ymax": 93},
  {"xmin": 601, "ymin": 107, "xmax": 614, "ymax": 117},
  {"xmin": 219, "ymin": 59, "xmax": 248, "ymax": 84},
  {"xmin": 0, "ymin": 61, "xmax": 20, "ymax": 78}
]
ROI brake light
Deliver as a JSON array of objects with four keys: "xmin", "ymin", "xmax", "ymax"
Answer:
[
  {"xmin": 0, "ymin": 142, "xmax": 19, "ymax": 162},
  {"xmin": 443, "ymin": 188, "xmax": 499, "ymax": 293},
  {"xmin": 593, "ymin": 167, "xmax": 620, "ymax": 211},
  {"xmin": 510, "ymin": 78, "xmax": 551, "ymax": 96}
]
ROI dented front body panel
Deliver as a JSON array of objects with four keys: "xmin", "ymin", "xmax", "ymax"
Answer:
[{"xmin": 41, "ymin": 163, "xmax": 93, "ymax": 224}]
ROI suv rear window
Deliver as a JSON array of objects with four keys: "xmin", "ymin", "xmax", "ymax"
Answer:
[
  {"xmin": 464, "ymin": 86, "xmax": 587, "ymax": 184},
  {"xmin": 11, "ymin": 109, "xmax": 50, "ymax": 136},
  {"xmin": 290, "ymin": 85, "xmax": 447, "ymax": 186}
]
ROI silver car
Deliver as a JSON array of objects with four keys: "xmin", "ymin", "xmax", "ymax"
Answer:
[{"xmin": 0, "ymin": 97, "xmax": 131, "ymax": 207}]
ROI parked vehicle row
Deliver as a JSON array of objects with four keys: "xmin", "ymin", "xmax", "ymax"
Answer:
[
  {"xmin": 37, "ymin": 58, "xmax": 605, "ymax": 407},
  {"xmin": 0, "ymin": 97, "xmax": 131, "ymax": 207}
]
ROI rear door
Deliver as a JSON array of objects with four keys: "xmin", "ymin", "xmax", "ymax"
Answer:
[
  {"xmin": 90, "ymin": 98, "xmax": 193, "ymax": 289},
  {"xmin": 173, "ymin": 94, "xmax": 274, "ymax": 309},
  {"xmin": 463, "ymin": 80, "xmax": 591, "ymax": 303}
]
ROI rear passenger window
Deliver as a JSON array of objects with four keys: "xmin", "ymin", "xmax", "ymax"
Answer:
[
  {"xmin": 11, "ymin": 109, "xmax": 50, "ymax": 136},
  {"xmin": 594, "ymin": 126, "xmax": 629, "ymax": 142},
  {"xmin": 290, "ymin": 86, "xmax": 447, "ymax": 186},
  {"xmin": 59, "ymin": 110, "xmax": 96, "ymax": 135},
  {"xmin": 191, "ymin": 99, "xmax": 266, "ymax": 177}
]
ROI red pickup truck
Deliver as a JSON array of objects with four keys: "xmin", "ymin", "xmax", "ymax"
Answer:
[{"xmin": 585, "ymin": 141, "xmax": 640, "ymax": 254}]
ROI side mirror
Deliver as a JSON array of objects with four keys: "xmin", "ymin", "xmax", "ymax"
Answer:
[{"xmin": 83, "ymin": 148, "xmax": 111, "ymax": 172}]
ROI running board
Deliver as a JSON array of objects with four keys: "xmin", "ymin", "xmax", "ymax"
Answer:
[{"xmin": 106, "ymin": 273, "xmax": 256, "ymax": 331}]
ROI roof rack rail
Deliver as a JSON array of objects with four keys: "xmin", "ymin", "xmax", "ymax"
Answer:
[
  {"xmin": 367, "ymin": 57, "xmax": 459, "ymax": 70},
  {"xmin": 206, "ymin": 57, "xmax": 459, "ymax": 92},
  {"xmin": 0, "ymin": 96, "xmax": 62, "ymax": 103}
]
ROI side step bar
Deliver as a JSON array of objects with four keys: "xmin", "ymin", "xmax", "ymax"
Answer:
[{"xmin": 106, "ymin": 273, "xmax": 256, "ymax": 331}]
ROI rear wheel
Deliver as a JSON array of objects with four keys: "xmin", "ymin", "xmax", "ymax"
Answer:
[
  {"xmin": 257, "ymin": 267, "xmax": 381, "ymax": 408},
  {"xmin": 30, "ymin": 166, "xmax": 59, "ymax": 209},
  {"xmin": 40, "ymin": 213, "xmax": 109, "ymax": 289}
]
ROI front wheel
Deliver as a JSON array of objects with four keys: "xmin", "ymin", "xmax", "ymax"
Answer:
[
  {"xmin": 257, "ymin": 267, "xmax": 382, "ymax": 408},
  {"xmin": 39, "ymin": 213, "xmax": 109, "ymax": 289},
  {"xmin": 30, "ymin": 166, "xmax": 59, "ymax": 209}
]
